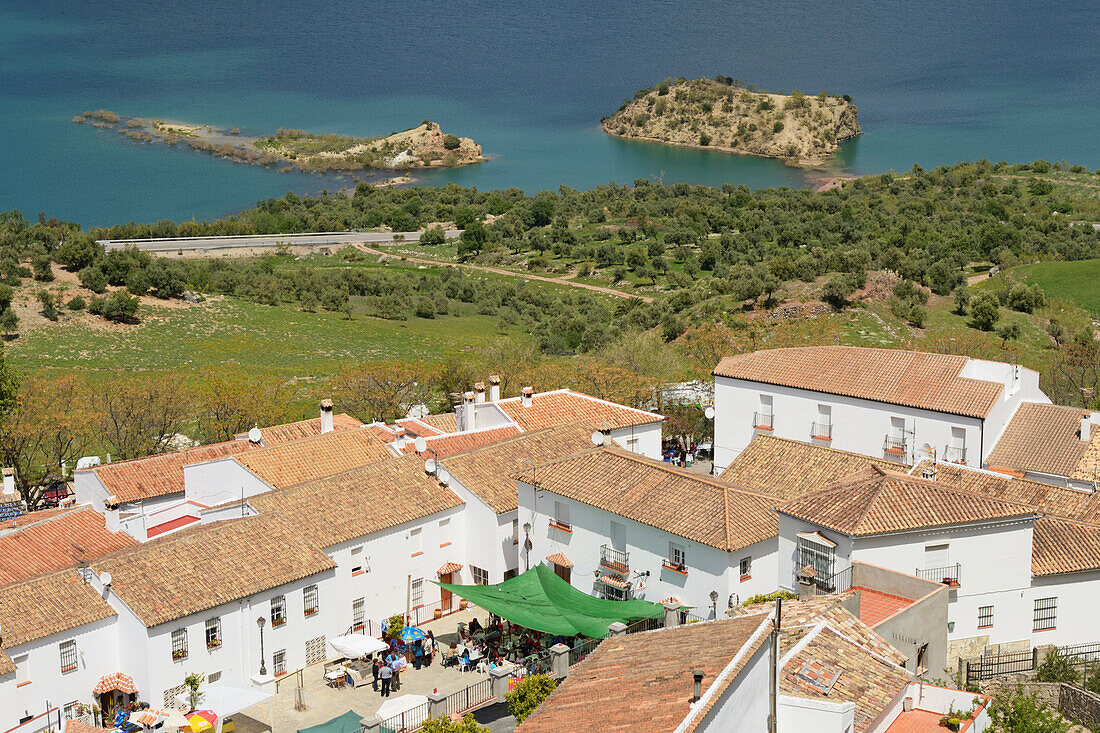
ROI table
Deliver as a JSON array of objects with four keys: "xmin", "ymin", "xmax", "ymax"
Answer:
[{"xmin": 324, "ymin": 667, "xmax": 347, "ymax": 688}]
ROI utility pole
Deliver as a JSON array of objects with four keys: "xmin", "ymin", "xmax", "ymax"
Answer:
[{"xmin": 769, "ymin": 597, "xmax": 782, "ymax": 733}]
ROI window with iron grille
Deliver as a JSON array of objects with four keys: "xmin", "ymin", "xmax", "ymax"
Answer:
[
  {"xmin": 59, "ymin": 639, "xmax": 78, "ymax": 673},
  {"xmin": 978, "ymin": 605, "xmax": 994, "ymax": 629},
  {"xmin": 797, "ymin": 536, "xmax": 835, "ymax": 582},
  {"xmin": 739, "ymin": 556, "xmax": 751, "ymax": 579},
  {"xmin": 601, "ymin": 583, "xmax": 630, "ymax": 602},
  {"xmin": 472, "ymin": 566, "xmax": 488, "ymax": 585},
  {"xmin": 1034, "ymin": 597, "xmax": 1057, "ymax": 631},
  {"xmin": 207, "ymin": 671, "xmax": 221, "ymax": 684},
  {"xmin": 411, "ymin": 577, "xmax": 424, "ymax": 605},
  {"xmin": 205, "ymin": 617, "xmax": 222, "ymax": 649},
  {"xmin": 352, "ymin": 597, "xmax": 365, "ymax": 630},
  {"xmin": 171, "ymin": 629, "xmax": 188, "ymax": 661},
  {"xmin": 271, "ymin": 595, "xmax": 287, "ymax": 627},
  {"xmin": 63, "ymin": 701, "xmax": 80, "ymax": 720},
  {"xmin": 304, "ymin": 585, "xmax": 319, "ymax": 616},
  {"xmin": 273, "ymin": 649, "xmax": 286, "ymax": 676}
]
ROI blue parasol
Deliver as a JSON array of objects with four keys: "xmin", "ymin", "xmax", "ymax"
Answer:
[{"xmin": 397, "ymin": 626, "xmax": 426, "ymax": 642}]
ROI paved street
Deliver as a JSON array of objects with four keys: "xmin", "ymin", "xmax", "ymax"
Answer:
[{"xmin": 97, "ymin": 230, "xmax": 460, "ymax": 252}]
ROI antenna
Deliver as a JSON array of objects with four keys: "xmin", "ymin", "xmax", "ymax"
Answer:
[
  {"xmin": 99, "ymin": 571, "xmax": 112, "ymax": 588},
  {"xmin": 413, "ymin": 437, "xmax": 427, "ymax": 453},
  {"xmin": 424, "ymin": 458, "xmax": 437, "ymax": 475},
  {"xmin": 590, "ymin": 431, "xmax": 605, "ymax": 446},
  {"xmin": 247, "ymin": 427, "xmax": 262, "ymax": 444},
  {"xmin": 704, "ymin": 406, "xmax": 715, "ymax": 420}
]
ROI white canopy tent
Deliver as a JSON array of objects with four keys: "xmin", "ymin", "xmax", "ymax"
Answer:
[
  {"xmin": 376, "ymin": 694, "xmax": 428, "ymax": 720},
  {"xmin": 175, "ymin": 681, "xmax": 274, "ymax": 733},
  {"xmin": 329, "ymin": 633, "xmax": 388, "ymax": 659}
]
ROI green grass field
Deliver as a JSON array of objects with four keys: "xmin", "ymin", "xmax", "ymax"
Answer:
[{"xmin": 1013, "ymin": 258, "xmax": 1100, "ymax": 316}]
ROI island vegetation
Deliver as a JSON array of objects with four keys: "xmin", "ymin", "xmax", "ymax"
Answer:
[
  {"xmin": 602, "ymin": 76, "xmax": 861, "ymax": 163},
  {"xmin": 72, "ymin": 112, "xmax": 486, "ymax": 173}
]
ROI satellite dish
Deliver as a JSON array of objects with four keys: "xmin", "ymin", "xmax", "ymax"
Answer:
[
  {"xmin": 424, "ymin": 458, "xmax": 437, "ymax": 475},
  {"xmin": 590, "ymin": 431, "xmax": 605, "ymax": 446},
  {"xmin": 99, "ymin": 572, "xmax": 112, "ymax": 588},
  {"xmin": 704, "ymin": 406, "xmax": 715, "ymax": 420},
  {"xmin": 920, "ymin": 442, "xmax": 934, "ymax": 457},
  {"xmin": 247, "ymin": 427, "xmax": 262, "ymax": 444},
  {"xmin": 413, "ymin": 437, "xmax": 427, "ymax": 453}
]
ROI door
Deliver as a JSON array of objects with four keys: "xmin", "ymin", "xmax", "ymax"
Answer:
[
  {"xmin": 440, "ymin": 573, "xmax": 453, "ymax": 611},
  {"xmin": 610, "ymin": 521, "xmax": 625, "ymax": 552},
  {"xmin": 554, "ymin": 563, "xmax": 571, "ymax": 584}
]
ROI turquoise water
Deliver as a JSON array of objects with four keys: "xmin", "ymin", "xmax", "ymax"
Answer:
[{"xmin": 1, "ymin": 0, "xmax": 1098, "ymax": 225}]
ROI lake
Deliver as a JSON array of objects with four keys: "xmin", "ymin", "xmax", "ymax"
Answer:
[{"xmin": 1, "ymin": 0, "xmax": 1098, "ymax": 225}]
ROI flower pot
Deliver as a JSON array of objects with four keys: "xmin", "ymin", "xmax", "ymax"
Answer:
[
  {"xmin": 459, "ymin": 600, "xmax": 469, "ymax": 610},
  {"xmin": 434, "ymin": 608, "xmax": 443, "ymax": 619}
]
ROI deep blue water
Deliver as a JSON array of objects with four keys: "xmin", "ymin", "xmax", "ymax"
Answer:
[{"xmin": 1, "ymin": 0, "xmax": 1098, "ymax": 226}]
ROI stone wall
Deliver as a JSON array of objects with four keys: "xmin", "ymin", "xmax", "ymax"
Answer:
[
  {"xmin": 1059, "ymin": 685, "xmax": 1100, "ymax": 730},
  {"xmin": 979, "ymin": 679, "xmax": 1100, "ymax": 730}
]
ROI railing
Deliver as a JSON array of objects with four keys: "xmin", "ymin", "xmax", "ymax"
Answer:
[
  {"xmin": 569, "ymin": 637, "xmax": 601, "ymax": 667},
  {"xmin": 600, "ymin": 545, "xmax": 630, "ymax": 573},
  {"xmin": 444, "ymin": 677, "xmax": 494, "ymax": 716},
  {"xmin": 915, "ymin": 564, "xmax": 961, "ymax": 587},
  {"xmin": 966, "ymin": 648, "xmax": 1037, "ymax": 684},
  {"xmin": 408, "ymin": 597, "xmax": 464, "ymax": 626},
  {"xmin": 1058, "ymin": 641, "xmax": 1100, "ymax": 662},
  {"xmin": 377, "ymin": 700, "xmax": 430, "ymax": 732},
  {"xmin": 822, "ymin": 565, "xmax": 852, "ymax": 594},
  {"xmin": 624, "ymin": 616, "xmax": 663, "ymax": 635},
  {"xmin": 944, "ymin": 445, "xmax": 968, "ymax": 464},
  {"xmin": 753, "ymin": 411, "xmax": 774, "ymax": 430},
  {"xmin": 883, "ymin": 435, "xmax": 907, "ymax": 455},
  {"xmin": 810, "ymin": 422, "xmax": 833, "ymax": 440},
  {"xmin": 511, "ymin": 649, "xmax": 553, "ymax": 677},
  {"xmin": 681, "ymin": 610, "xmax": 709, "ymax": 625}
]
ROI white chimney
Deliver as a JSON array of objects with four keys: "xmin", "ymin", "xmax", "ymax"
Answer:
[
  {"xmin": 105, "ymin": 505, "xmax": 120, "ymax": 533},
  {"xmin": 522, "ymin": 386, "xmax": 534, "ymax": 408},
  {"xmin": 1083, "ymin": 414, "xmax": 1093, "ymax": 443},
  {"xmin": 902, "ymin": 697, "xmax": 913, "ymax": 713},
  {"xmin": 463, "ymin": 392, "xmax": 477, "ymax": 431},
  {"xmin": 489, "ymin": 375, "xmax": 501, "ymax": 402},
  {"xmin": 474, "ymin": 382, "xmax": 486, "ymax": 404},
  {"xmin": 320, "ymin": 399, "xmax": 334, "ymax": 434},
  {"xmin": 394, "ymin": 426, "xmax": 407, "ymax": 451},
  {"xmin": 1, "ymin": 468, "xmax": 15, "ymax": 497}
]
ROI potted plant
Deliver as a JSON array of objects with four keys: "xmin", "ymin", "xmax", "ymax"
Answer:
[
  {"xmin": 459, "ymin": 599, "xmax": 469, "ymax": 610},
  {"xmin": 434, "ymin": 608, "xmax": 443, "ymax": 619},
  {"xmin": 172, "ymin": 649, "xmax": 188, "ymax": 661}
]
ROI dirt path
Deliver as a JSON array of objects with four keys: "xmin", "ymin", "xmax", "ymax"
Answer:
[
  {"xmin": 357, "ymin": 246, "xmax": 653, "ymax": 302},
  {"xmin": 967, "ymin": 272, "xmax": 991, "ymax": 285}
]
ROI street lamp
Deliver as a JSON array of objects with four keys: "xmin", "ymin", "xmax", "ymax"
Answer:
[
  {"xmin": 522, "ymin": 522, "xmax": 532, "ymax": 571},
  {"xmin": 709, "ymin": 590, "xmax": 719, "ymax": 618},
  {"xmin": 256, "ymin": 616, "xmax": 267, "ymax": 676}
]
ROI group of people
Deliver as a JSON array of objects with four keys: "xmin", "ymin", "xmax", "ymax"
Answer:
[{"xmin": 370, "ymin": 631, "xmax": 438, "ymax": 697}]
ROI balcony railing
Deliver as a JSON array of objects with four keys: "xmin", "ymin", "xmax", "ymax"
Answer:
[
  {"xmin": 944, "ymin": 445, "xmax": 968, "ymax": 464},
  {"xmin": 883, "ymin": 435, "xmax": 907, "ymax": 456},
  {"xmin": 811, "ymin": 422, "xmax": 833, "ymax": 440},
  {"xmin": 915, "ymin": 563, "xmax": 961, "ymax": 587},
  {"xmin": 600, "ymin": 544, "xmax": 629, "ymax": 573},
  {"xmin": 753, "ymin": 411, "xmax": 774, "ymax": 430}
]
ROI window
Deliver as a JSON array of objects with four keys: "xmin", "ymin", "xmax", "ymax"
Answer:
[
  {"xmin": 438, "ymin": 518, "xmax": 450, "ymax": 546},
  {"xmin": 304, "ymin": 585, "xmax": 319, "ymax": 616},
  {"xmin": 271, "ymin": 595, "xmax": 287, "ymax": 627},
  {"xmin": 797, "ymin": 534, "xmax": 835, "ymax": 582},
  {"xmin": 739, "ymin": 556, "xmax": 751, "ymax": 581},
  {"xmin": 472, "ymin": 566, "xmax": 489, "ymax": 585},
  {"xmin": 207, "ymin": 671, "xmax": 222, "ymax": 684},
  {"xmin": 171, "ymin": 629, "xmax": 188, "ymax": 661},
  {"xmin": 916, "ymin": 643, "xmax": 929, "ymax": 674},
  {"xmin": 1034, "ymin": 597, "xmax": 1057, "ymax": 631},
  {"xmin": 552, "ymin": 501, "xmax": 571, "ymax": 531},
  {"xmin": 63, "ymin": 702, "xmax": 81, "ymax": 720},
  {"xmin": 352, "ymin": 598, "xmax": 366, "ymax": 631},
  {"xmin": 503, "ymin": 568, "xmax": 518, "ymax": 581},
  {"xmin": 59, "ymin": 639, "xmax": 78, "ymax": 673},
  {"xmin": 205, "ymin": 617, "xmax": 222, "ymax": 650},
  {"xmin": 14, "ymin": 654, "xmax": 28, "ymax": 685},
  {"xmin": 948, "ymin": 428, "xmax": 967, "ymax": 462},
  {"xmin": 625, "ymin": 437, "xmax": 639, "ymax": 452},
  {"xmin": 512, "ymin": 518, "xmax": 519, "ymax": 545},
  {"xmin": 411, "ymin": 578, "xmax": 424, "ymax": 605},
  {"xmin": 755, "ymin": 395, "xmax": 774, "ymax": 429},
  {"xmin": 410, "ymin": 527, "xmax": 422, "ymax": 555},
  {"xmin": 813, "ymin": 405, "xmax": 832, "ymax": 440},
  {"xmin": 924, "ymin": 543, "xmax": 949, "ymax": 569},
  {"xmin": 666, "ymin": 542, "xmax": 687, "ymax": 572},
  {"xmin": 978, "ymin": 605, "xmax": 994, "ymax": 629},
  {"xmin": 273, "ymin": 649, "xmax": 286, "ymax": 676},
  {"xmin": 351, "ymin": 546, "xmax": 365, "ymax": 575}
]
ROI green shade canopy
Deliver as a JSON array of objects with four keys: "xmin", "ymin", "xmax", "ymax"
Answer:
[
  {"xmin": 297, "ymin": 711, "xmax": 363, "ymax": 733},
  {"xmin": 435, "ymin": 563, "xmax": 663, "ymax": 638}
]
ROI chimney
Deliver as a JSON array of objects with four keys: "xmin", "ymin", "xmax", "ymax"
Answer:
[
  {"xmin": 1082, "ymin": 414, "xmax": 1092, "ymax": 443},
  {"xmin": 691, "ymin": 669, "xmax": 705, "ymax": 703},
  {"xmin": 474, "ymin": 382, "xmax": 486, "ymax": 404},
  {"xmin": 320, "ymin": 399, "xmax": 334, "ymax": 434},
  {"xmin": 1, "ymin": 468, "xmax": 14, "ymax": 497},
  {"xmin": 920, "ymin": 463, "xmax": 937, "ymax": 481},
  {"xmin": 394, "ymin": 426, "xmax": 407, "ymax": 451},
  {"xmin": 522, "ymin": 386, "xmax": 534, "ymax": 408},
  {"xmin": 488, "ymin": 375, "xmax": 501, "ymax": 402},
  {"xmin": 464, "ymin": 392, "xmax": 477, "ymax": 431},
  {"xmin": 105, "ymin": 505, "xmax": 120, "ymax": 533},
  {"xmin": 902, "ymin": 697, "xmax": 913, "ymax": 712}
]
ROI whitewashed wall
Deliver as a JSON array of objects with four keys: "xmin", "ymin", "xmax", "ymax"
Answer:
[
  {"xmin": 777, "ymin": 695, "xmax": 856, "ymax": 733},
  {"xmin": 183, "ymin": 459, "xmax": 273, "ymax": 508},
  {"xmin": 608, "ymin": 422, "xmax": 663, "ymax": 459},
  {"xmin": 440, "ymin": 472, "xmax": 518, "ymax": 584},
  {"xmin": 697, "ymin": 635, "xmax": 772, "ymax": 733}
]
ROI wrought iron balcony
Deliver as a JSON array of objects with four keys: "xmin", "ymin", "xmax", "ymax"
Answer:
[
  {"xmin": 883, "ymin": 435, "xmax": 907, "ymax": 456},
  {"xmin": 811, "ymin": 421, "xmax": 833, "ymax": 440},
  {"xmin": 944, "ymin": 445, "xmax": 967, "ymax": 464},
  {"xmin": 600, "ymin": 544, "xmax": 629, "ymax": 573},
  {"xmin": 915, "ymin": 563, "xmax": 961, "ymax": 587},
  {"xmin": 753, "ymin": 411, "xmax": 774, "ymax": 430}
]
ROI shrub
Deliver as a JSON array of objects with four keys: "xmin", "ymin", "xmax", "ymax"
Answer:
[
  {"xmin": 79, "ymin": 266, "xmax": 108, "ymax": 293},
  {"xmin": 1007, "ymin": 283, "xmax": 1045, "ymax": 313},
  {"xmin": 699, "ymin": 132, "xmax": 711, "ymax": 146},
  {"xmin": 66, "ymin": 295, "xmax": 86, "ymax": 311},
  {"xmin": 997, "ymin": 322, "xmax": 1021, "ymax": 344},
  {"xmin": 744, "ymin": 590, "xmax": 797, "ymax": 606},
  {"xmin": 0, "ymin": 284, "xmax": 11, "ymax": 311},
  {"xmin": 37, "ymin": 290, "xmax": 61, "ymax": 321},
  {"xmin": 773, "ymin": 121, "xmax": 784, "ymax": 133},
  {"xmin": 657, "ymin": 82, "xmax": 670, "ymax": 96},
  {"xmin": 989, "ymin": 686, "xmax": 1069, "ymax": 733},
  {"xmin": 420, "ymin": 715, "xmax": 488, "ymax": 733},
  {"xmin": 1036, "ymin": 650, "xmax": 1079, "ymax": 683},
  {"xmin": 953, "ymin": 285, "xmax": 970, "ymax": 315},
  {"xmin": 32, "ymin": 254, "xmax": 54, "ymax": 282},
  {"xmin": 0, "ymin": 308, "xmax": 18, "ymax": 335},
  {"xmin": 442, "ymin": 134, "xmax": 461, "ymax": 150},
  {"xmin": 420, "ymin": 225, "xmax": 447, "ymax": 246},
  {"xmin": 505, "ymin": 674, "xmax": 558, "ymax": 723},
  {"xmin": 969, "ymin": 292, "xmax": 1000, "ymax": 331},
  {"xmin": 99, "ymin": 290, "xmax": 140, "ymax": 323},
  {"xmin": 822, "ymin": 275, "xmax": 855, "ymax": 308}
]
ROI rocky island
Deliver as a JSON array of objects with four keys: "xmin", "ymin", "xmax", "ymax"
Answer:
[
  {"xmin": 602, "ymin": 77, "xmax": 861, "ymax": 164},
  {"xmin": 73, "ymin": 111, "xmax": 486, "ymax": 174}
]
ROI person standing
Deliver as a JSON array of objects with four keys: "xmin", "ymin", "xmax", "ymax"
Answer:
[
  {"xmin": 413, "ymin": 637, "xmax": 424, "ymax": 669},
  {"xmin": 391, "ymin": 657, "xmax": 403, "ymax": 691},
  {"xmin": 423, "ymin": 632, "xmax": 436, "ymax": 666},
  {"xmin": 379, "ymin": 662, "xmax": 392, "ymax": 697},
  {"xmin": 371, "ymin": 658, "xmax": 380, "ymax": 691}
]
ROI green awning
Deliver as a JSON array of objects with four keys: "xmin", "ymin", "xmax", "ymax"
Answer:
[
  {"xmin": 435, "ymin": 563, "xmax": 663, "ymax": 638},
  {"xmin": 298, "ymin": 711, "xmax": 363, "ymax": 733}
]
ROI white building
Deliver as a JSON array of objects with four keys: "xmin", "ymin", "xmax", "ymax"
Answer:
[
  {"xmin": 712, "ymin": 346, "xmax": 1049, "ymax": 474},
  {"xmin": 985, "ymin": 401, "xmax": 1100, "ymax": 490}
]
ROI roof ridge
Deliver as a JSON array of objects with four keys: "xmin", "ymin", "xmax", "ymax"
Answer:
[
  {"xmin": 427, "ymin": 424, "xmax": 575, "ymax": 462},
  {"xmin": 240, "ymin": 424, "xmax": 377, "ymax": 456},
  {"xmin": 2, "ymin": 505, "xmax": 85, "ymax": 534}
]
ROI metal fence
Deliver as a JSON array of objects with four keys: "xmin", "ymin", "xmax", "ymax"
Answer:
[
  {"xmin": 512, "ymin": 649, "xmax": 553, "ymax": 677},
  {"xmin": 915, "ymin": 564, "xmax": 962, "ymax": 587},
  {"xmin": 624, "ymin": 616, "xmax": 663, "ymax": 635},
  {"xmin": 1059, "ymin": 641, "xmax": 1100, "ymax": 663},
  {"xmin": 569, "ymin": 637, "xmax": 601, "ymax": 667},
  {"xmin": 966, "ymin": 648, "xmax": 1037, "ymax": 684},
  {"xmin": 444, "ymin": 676, "xmax": 494, "ymax": 717},
  {"xmin": 823, "ymin": 566, "xmax": 852, "ymax": 594},
  {"xmin": 377, "ymin": 700, "xmax": 430, "ymax": 733},
  {"xmin": 681, "ymin": 610, "xmax": 709, "ymax": 625}
]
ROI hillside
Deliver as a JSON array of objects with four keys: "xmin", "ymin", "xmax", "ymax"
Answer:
[{"xmin": 602, "ymin": 77, "xmax": 861, "ymax": 163}]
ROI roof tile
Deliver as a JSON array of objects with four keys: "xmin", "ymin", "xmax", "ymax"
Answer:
[
  {"xmin": 0, "ymin": 506, "xmax": 136, "ymax": 585},
  {"xmin": 0, "ymin": 570, "xmax": 117, "ymax": 649},
  {"xmin": 89, "ymin": 440, "xmax": 257, "ymax": 503},
  {"xmin": 235, "ymin": 428, "xmax": 394, "ymax": 489},
  {"xmin": 986, "ymin": 402, "xmax": 1097, "ymax": 479},
  {"xmin": 496, "ymin": 389, "xmax": 663, "ymax": 432}
]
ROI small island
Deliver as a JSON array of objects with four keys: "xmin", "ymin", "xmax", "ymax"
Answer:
[
  {"xmin": 602, "ymin": 77, "xmax": 861, "ymax": 164},
  {"xmin": 73, "ymin": 110, "xmax": 486, "ymax": 173}
]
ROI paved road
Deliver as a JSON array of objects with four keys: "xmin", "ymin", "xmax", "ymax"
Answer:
[{"xmin": 97, "ymin": 230, "xmax": 460, "ymax": 252}]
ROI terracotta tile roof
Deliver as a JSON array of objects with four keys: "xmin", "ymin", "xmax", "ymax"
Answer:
[
  {"xmin": 245, "ymin": 413, "xmax": 362, "ymax": 445},
  {"xmin": 780, "ymin": 625, "xmax": 912, "ymax": 733},
  {"xmin": 0, "ymin": 570, "xmax": 117, "ymax": 650},
  {"xmin": 523, "ymin": 447, "xmax": 777, "ymax": 551},
  {"xmin": 234, "ymin": 428, "xmax": 394, "ymax": 489},
  {"xmin": 714, "ymin": 347, "xmax": 1005, "ymax": 418},
  {"xmin": 496, "ymin": 389, "xmax": 664, "ymax": 432},
  {"xmin": 731, "ymin": 596, "xmax": 907, "ymax": 666},
  {"xmin": 64, "ymin": 723, "xmax": 114, "ymax": 733},
  {"xmin": 92, "ymin": 515, "xmax": 334, "ymax": 628},
  {"xmin": 395, "ymin": 417, "xmax": 446, "ymax": 438},
  {"xmin": 0, "ymin": 651, "xmax": 12, "ymax": 675},
  {"xmin": 546, "ymin": 552, "xmax": 573, "ymax": 568},
  {"xmin": 0, "ymin": 506, "xmax": 136, "ymax": 585},
  {"xmin": 249, "ymin": 453, "xmax": 463, "ymax": 549},
  {"xmin": 92, "ymin": 672, "xmax": 138, "ymax": 694},
  {"xmin": 1032, "ymin": 516, "xmax": 1100, "ymax": 576},
  {"xmin": 777, "ymin": 465, "xmax": 1038, "ymax": 536},
  {"xmin": 850, "ymin": 588, "xmax": 914, "ymax": 627},
  {"xmin": 5, "ymin": 506, "xmax": 74, "ymax": 527},
  {"xmin": 986, "ymin": 402, "xmax": 1098, "ymax": 479},
  {"xmin": 88, "ymin": 440, "xmax": 257, "ymax": 503},
  {"xmin": 438, "ymin": 424, "xmax": 597, "ymax": 513},
  {"xmin": 417, "ymin": 413, "xmax": 457, "ymax": 433},
  {"xmin": 929, "ymin": 462, "xmax": 1100, "ymax": 524},
  {"xmin": 406, "ymin": 425, "xmax": 522, "ymax": 457},
  {"xmin": 721, "ymin": 435, "xmax": 905, "ymax": 499},
  {"xmin": 437, "ymin": 562, "xmax": 463, "ymax": 575},
  {"xmin": 517, "ymin": 614, "xmax": 771, "ymax": 733}
]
